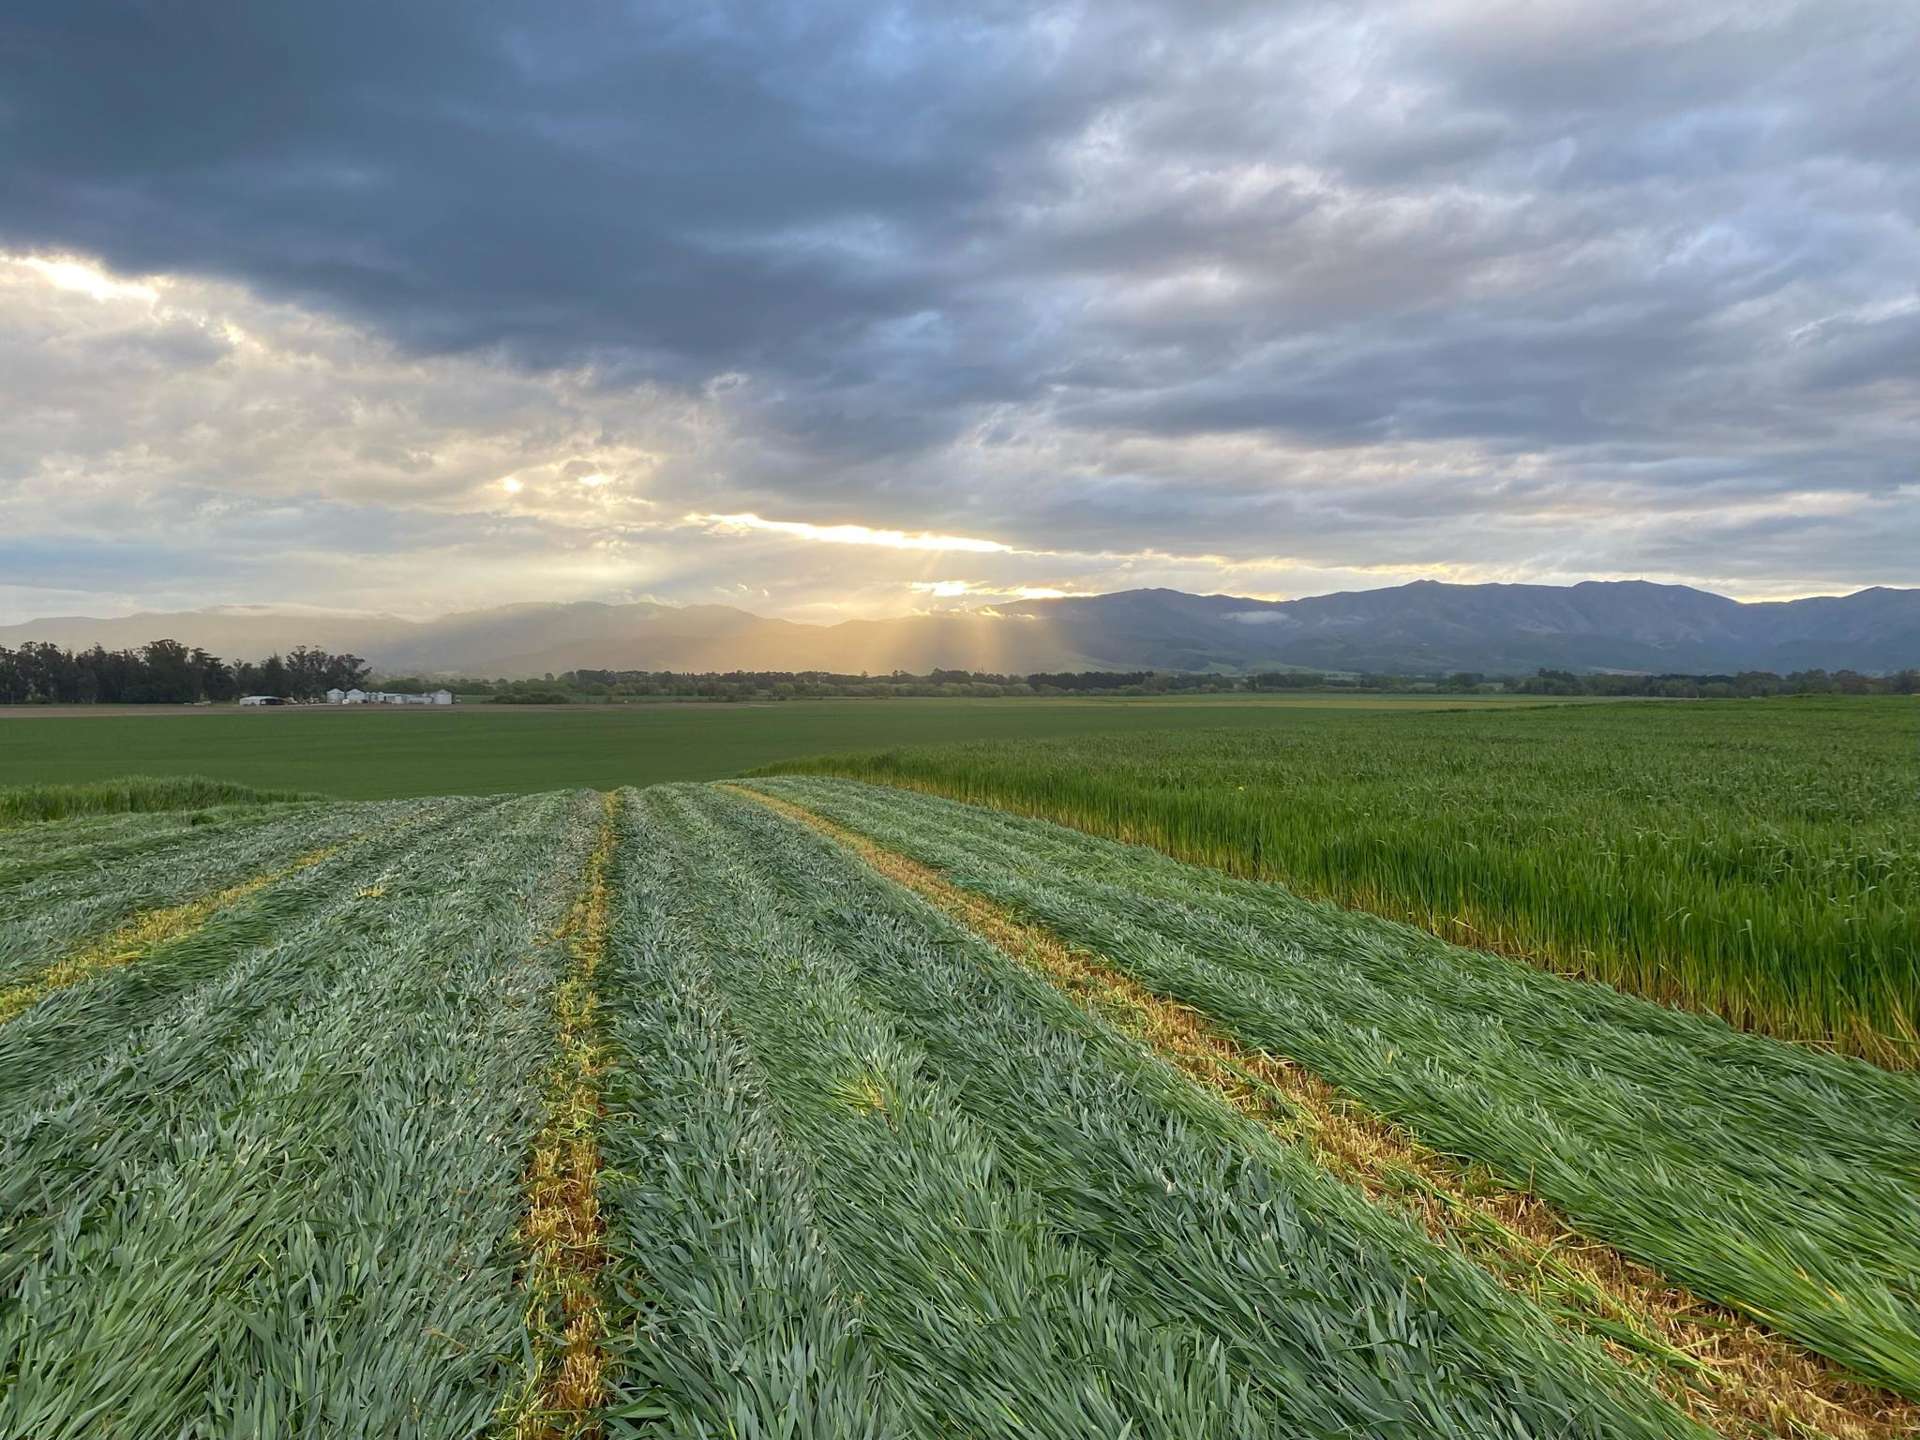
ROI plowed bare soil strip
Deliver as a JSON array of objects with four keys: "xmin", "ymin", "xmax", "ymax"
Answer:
[
  {"xmin": 0, "ymin": 844, "xmax": 340, "ymax": 1025},
  {"xmin": 735, "ymin": 785, "xmax": 1915, "ymax": 1440},
  {"xmin": 506, "ymin": 792, "xmax": 618, "ymax": 1440}
]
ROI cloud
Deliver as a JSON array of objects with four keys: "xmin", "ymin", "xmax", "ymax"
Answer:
[
  {"xmin": 691, "ymin": 512, "xmax": 1014, "ymax": 554},
  {"xmin": 0, "ymin": 0, "xmax": 1916, "ymax": 622}
]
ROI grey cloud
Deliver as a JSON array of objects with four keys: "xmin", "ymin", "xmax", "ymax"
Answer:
[{"xmin": 1, "ymin": 0, "xmax": 1916, "ymax": 610}]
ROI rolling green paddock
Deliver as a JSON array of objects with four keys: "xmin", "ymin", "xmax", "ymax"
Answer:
[
  {"xmin": 760, "ymin": 697, "xmax": 1920, "ymax": 1064},
  {"xmin": 0, "ymin": 694, "xmax": 1573, "ymax": 799}
]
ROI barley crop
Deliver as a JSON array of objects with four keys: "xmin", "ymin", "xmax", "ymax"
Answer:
[
  {"xmin": 758, "ymin": 697, "xmax": 1920, "ymax": 1063},
  {"xmin": 750, "ymin": 774, "xmax": 1920, "ymax": 1405}
]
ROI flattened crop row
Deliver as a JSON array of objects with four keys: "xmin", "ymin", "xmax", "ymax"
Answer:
[
  {"xmin": 0, "ymin": 791, "xmax": 601, "ymax": 1440},
  {"xmin": 16, "ymin": 776, "xmax": 1901, "ymax": 1438},
  {"xmin": 0, "ymin": 796, "xmax": 445, "ymax": 986},
  {"xmin": 756, "ymin": 701, "xmax": 1920, "ymax": 1063},
  {"xmin": 748, "ymin": 776, "xmax": 1920, "ymax": 1405},
  {"xmin": 0, "ymin": 797, "xmax": 503, "ymax": 1103},
  {"xmin": 739, "ymin": 784, "xmax": 1915, "ymax": 1440},
  {"xmin": 592, "ymin": 784, "xmax": 1702, "ymax": 1439}
]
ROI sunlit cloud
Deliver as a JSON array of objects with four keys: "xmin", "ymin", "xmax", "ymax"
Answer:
[
  {"xmin": 910, "ymin": 580, "xmax": 1073, "ymax": 601},
  {"xmin": 16, "ymin": 254, "xmax": 159, "ymax": 304},
  {"xmin": 693, "ymin": 512, "xmax": 1013, "ymax": 555}
]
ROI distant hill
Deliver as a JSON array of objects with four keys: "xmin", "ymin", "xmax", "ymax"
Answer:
[
  {"xmin": 3, "ymin": 581, "xmax": 1915, "ymax": 677},
  {"xmin": 989, "ymin": 581, "xmax": 1920, "ymax": 675}
]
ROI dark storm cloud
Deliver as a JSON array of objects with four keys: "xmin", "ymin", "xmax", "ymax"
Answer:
[{"xmin": 1, "ymin": 0, "xmax": 1916, "ymax": 600}]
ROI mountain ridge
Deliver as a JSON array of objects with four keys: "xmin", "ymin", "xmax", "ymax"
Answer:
[{"xmin": 2, "ymin": 580, "xmax": 1915, "ymax": 677}]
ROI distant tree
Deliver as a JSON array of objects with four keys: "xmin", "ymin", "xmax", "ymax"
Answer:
[
  {"xmin": 255, "ymin": 653, "xmax": 290, "ymax": 698},
  {"xmin": 131, "ymin": 640, "xmax": 201, "ymax": 703},
  {"xmin": 193, "ymin": 648, "xmax": 237, "ymax": 702}
]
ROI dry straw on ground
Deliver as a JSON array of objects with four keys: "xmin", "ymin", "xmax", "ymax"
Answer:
[{"xmin": 507, "ymin": 792, "xmax": 619, "ymax": 1440}]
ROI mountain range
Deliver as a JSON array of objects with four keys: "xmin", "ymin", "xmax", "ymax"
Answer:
[{"xmin": 2, "ymin": 581, "xmax": 1916, "ymax": 678}]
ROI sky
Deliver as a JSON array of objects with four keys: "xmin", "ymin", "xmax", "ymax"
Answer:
[{"xmin": 1, "ymin": 0, "xmax": 1916, "ymax": 625}]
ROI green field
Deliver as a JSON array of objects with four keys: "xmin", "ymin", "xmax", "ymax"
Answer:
[
  {"xmin": 764, "ymin": 697, "xmax": 1920, "ymax": 1064},
  {"xmin": 0, "ymin": 694, "xmax": 1574, "ymax": 799},
  {"xmin": 1, "ymin": 779, "xmax": 1911, "ymax": 1437},
  {"xmin": 8, "ymin": 695, "xmax": 1913, "ymax": 1062}
]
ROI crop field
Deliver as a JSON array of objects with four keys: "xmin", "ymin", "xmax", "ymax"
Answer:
[
  {"xmin": 1, "ymin": 777, "xmax": 1914, "ymax": 1439},
  {"xmin": 764, "ymin": 697, "xmax": 1920, "ymax": 1065},
  {"xmin": 0, "ymin": 692, "xmax": 1581, "ymax": 799}
]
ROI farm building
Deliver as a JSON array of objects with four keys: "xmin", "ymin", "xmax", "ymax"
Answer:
[
  {"xmin": 236, "ymin": 695, "xmax": 285, "ymax": 707},
  {"xmin": 324, "ymin": 688, "xmax": 453, "ymax": 706}
]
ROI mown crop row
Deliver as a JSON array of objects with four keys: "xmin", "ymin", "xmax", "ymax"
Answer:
[
  {"xmin": 594, "ymin": 783, "xmax": 1704, "ymax": 1438},
  {"xmin": 4, "ymin": 776, "xmax": 1910, "ymax": 1436},
  {"xmin": 0, "ymin": 789, "xmax": 600, "ymax": 1438},
  {"xmin": 756, "ymin": 697, "xmax": 1920, "ymax": 1064},
  {"xmin": 0, "ymin": 796, "xmax": 448, "ymax": 992},
  {"xmin": 750, "ymin": 775, "xmax": 1920, "ymax": 1409}
]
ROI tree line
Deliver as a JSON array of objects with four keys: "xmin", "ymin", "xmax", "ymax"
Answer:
[
  {"xmin": 452, "ymin": 664, "xmax": 1920, "ymax": 702},
  {"xmin": 0, "ymin": 640, "xmax": 371, "ymax": 705},
  {"xmin": 463, "ymin": 667, "xmax": 1237, "ymax": 702},
  {"xmin": 1505, "ymin": 667, "xmax": 1920, "ymax": 697},
  {"xmin": 3, "ymin": 641, "xmax": 1914, "ymax": 705}
]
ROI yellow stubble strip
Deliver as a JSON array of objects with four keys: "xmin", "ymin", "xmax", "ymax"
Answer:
[
  {"xmin": 0, "ymin": 844, "xmax": 340, "ymax": 1026},
  {"xmin": 730, "ymin": 784, "xmax": 1917, "ymax": 1440},
  {"xmin": 506, "ymin": 791, "xmax": 618, "ymax": 1440}
]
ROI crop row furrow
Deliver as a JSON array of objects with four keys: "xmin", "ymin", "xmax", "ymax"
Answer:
[{"xmin": 505, "ymin": 791, "xmax": 619, "ymax": 1440}]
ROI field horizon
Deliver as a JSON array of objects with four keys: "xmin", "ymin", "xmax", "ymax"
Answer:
[{"xmin": 0, "ymin": 691, "xmax": 1591, "ymax": 799}]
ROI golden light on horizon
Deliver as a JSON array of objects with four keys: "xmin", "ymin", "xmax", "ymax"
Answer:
[
  {"xmin": 910, "ymin": 580, "xmax": 1074, "ymax": 601},
  {"xmin": 696, "ymin": 510, "xmax": 1011, "ymax": 554}
]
